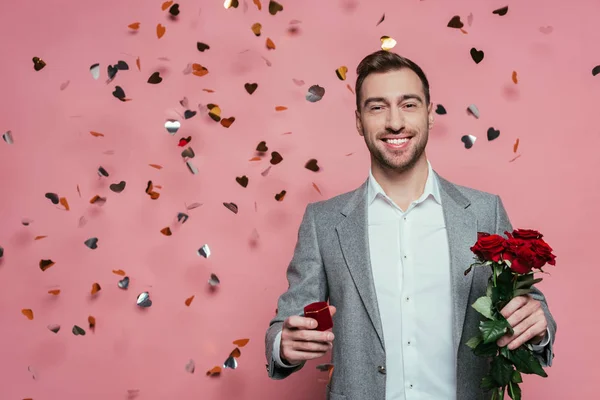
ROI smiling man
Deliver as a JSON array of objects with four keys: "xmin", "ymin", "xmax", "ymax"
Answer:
[{"xmin": 265, "ymin": 50, "xmax": 556, "ymax": 400}]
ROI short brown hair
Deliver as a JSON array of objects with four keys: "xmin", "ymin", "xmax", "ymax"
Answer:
[{"xmin": 355, "ymin": 50, "xmax": 430, "ymax": 111}]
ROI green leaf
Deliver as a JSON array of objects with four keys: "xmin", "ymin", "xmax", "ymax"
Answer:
[
  {"xmin": 515, "ymin": 274, "xmax": 543, "ymax": 289},
  {"xmin": 480, "ymin": 319, "xmax": 511, "ymax": 344},
  {"xmin": 513, "ymin": 288, "xmax": 532, "ymax": 297},
  {"xmin": 511, "ymin": 370, "xmax": 523, "ymax": 384},
  {"xmin": 491, "ymin": 356, "xmax": 514, "ymax": 386},
  {"xmin": 472, "ymin": 296, "xmax": 494, "ymax": 320},
  {"xmin": 466, "ymin": 335, "xmax": 483, "ymax": 349},
  {"xmin": 505, "ymin": 347, "xmax": 548, "ymax": 378},
  {"xmin": 474, "ymin": 340, "xmax": 499, "ymax": 357},
  {"xmin": 480, "ymin": 375, "xmax": 497, "ymax": 390},
  {"xmin": 508, "ymin": 381, "xmax": 522, "ymax": 400}
]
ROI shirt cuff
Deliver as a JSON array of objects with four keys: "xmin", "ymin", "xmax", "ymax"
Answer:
[
  {"xmin": 531, "ymin": 327, "xmax": 551, "ymax": 351},
  {"xmin": 273, "ymin": 330, "xmax": 303, "ymax": 368}
]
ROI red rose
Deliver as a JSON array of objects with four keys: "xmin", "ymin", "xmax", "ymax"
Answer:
[
  {"xmin": 470, "ymin": 232, "xmax": 506, "ymax": 262},
  {"xmin": 503, "ymin": 237, "xmax": 536, "ymax": 274},
  {"xmin": 531, "ymin": 238, "xmax": 556, "ymax": 267},
  {"xmin": 512, "ymin": 229, "xmax": 543, "ymax": 240}
]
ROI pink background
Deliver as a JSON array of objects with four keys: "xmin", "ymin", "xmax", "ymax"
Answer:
[{"xmin": 0, "ymin": 0, "xmax": 598, "ymax": 398}]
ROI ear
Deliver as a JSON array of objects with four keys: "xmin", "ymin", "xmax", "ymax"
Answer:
[
  {"xmin": 355, "ymin": 110, "xmax": 364, "ymax": 136},
  {"xmin": 428, "ymin": 103, "xmax": 435, "ymax": 129}
]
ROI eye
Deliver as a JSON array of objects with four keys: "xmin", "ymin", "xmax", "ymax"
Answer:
[{"xmin": 404, "ymin": 103, "xmax": 417, "ymax": 108}]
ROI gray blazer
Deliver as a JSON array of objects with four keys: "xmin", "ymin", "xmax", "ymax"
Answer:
[{"xmin": 265, "ymin": 170, "xmax": 556, "ymax": 400}]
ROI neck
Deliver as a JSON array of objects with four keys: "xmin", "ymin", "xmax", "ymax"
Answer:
[{"xmin": 371, "ymin": 154, "xmax": 429, "ymax": 210}]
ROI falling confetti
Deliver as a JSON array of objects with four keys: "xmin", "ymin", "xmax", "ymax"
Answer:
[
  {"xmin": 112, "ymin": 86, "xmax": 129, "ymax": 101},
  {"xmin": 2, "ymin": 130, "xmax": 13, "ymax": 144},
  {"xmin": 186, "ymin": 161, "xmax": 199, "ymax": 174},
  {"xmin": 149, "ymin": 164, "xmax": 163, "ymax": 169},
  {"xmin": 181, "ymin": 147, "xmax": 195, "ymax": 158},
  {"xmin": 198, "ymin": 244, "xmax": 211, "ymax": 258},
  {"xmin": 48, "ymin": 289, "xmax": 60, "ymax": 295},
  {"xmin": 268, "ymin": 0, "xmax": 283, "ymax": 15},
  {"xmin": 305, "ymin": 159, "xmax": 320, "ymax": 172},
  {"xmin": 148, "ymin": 72, "xmax": 163, "ymax": 84},
  {"xmin": 90, "ymin": 131, "xmax": 104, "ymax": 137},
  {"xmin": 513, "ymin": 138, "xmax": 520, "ymax": 153},
  {"xmin": 380, "ymin": 36, "xmax": 397, "ymax": 51},
  {"xmin": 186, "ymin": 202, "xmax": 203, "ymax": 210},
  {"xmin": 118, "ymin": 276, "xmax": 130, "ymax": 289},
  {"xmin": 221, "ymin": 117, "xmax": 235, "ymax": 128},
  {"xmin": 236, "ymin": 176, "xmax": 249, "ymax": 188},
  {"xmin": 592, "ymin": 66, "xmax": 600, "ymax": 76},
  {"xmin": 168, "ymin": 3, "xmax": 180, "ymax": 16},
  {"xmin": 253, "ymin": 0, "xmax": 262, "ymax": 10},
  {"xmin": 39, "ymin": 259, "xmax": 55, "ymax": 271},
  {"xmin": 487, "ymin": 127, "xmax": 500, "ymax": 141},
  {"xmin": 306, "ymin": 85, "xmax": 325, "ymax": 102},
  {"xmin": 275, "ymin": 190, "xmax": 286, "ymax": 201},
  {"xmin": 88, "ymin": 316, "xmax": 96, "ymax": 331},
  {"xmin": 128, "ymin": 22, "xmax": 140, "ymax": 30},
  {"xmin": 48, "ymin": 324, "xmax": 60, "ymax": 333},
  {"xmin": 165, "ymin": 120, "xmax": 181, "ymax": 135},
  {"xmin": 197, "ymin": 42, "xmax": 210, "ymax": 52},
  {"xmin": 146, "ymin": 181, "xmax": 160, "ymax": 199},
  {"xmin": 261, "ymin": 166, "xmax": 272, "ymax": 177},
  {"xmin": 32, "ymin": 57, "xmax": 46, "ymax": 71},
  {"xmin": 160, "ymin": 227, "xmax": 172, "ymax": 236},
  {"xmin": 470, "ymin": 48, "xmax": 484, "ymax": 64},
  {"xmin": 192, "ymin": 63, "xmax": 209, "ymax": 77},
  {"xmin": 208, "ymin": 273, "xmax": 220, "ymax": 287},
  {"xmin": 467, "ymin": 13, "xmax": 474, "ymax": 26},
  {"xmin": 59, "ymin": 197, "xmax": 70, "ymax": 210},
  {"xmin": 251, "ymin": 23, "xmax": 262, "ymax": 36},
  {"xmin": 34, "ymin": 236, "xmax": 47, "ymax": 240},
  {"xmin": 110, "ymin": 181, "xmax": 126, "ymax": 193},
  {"xmin": 185, "ymin": 295, "xmax": 195, "ymax": 306},
  {"xmin": 137, "ymin": 292, "xmax": 152, "ymax": 307},
  {"xmin": 435, "ymin": 104, "xmax": 447, "ymax": 115},
  {"xmin": 22, "ymin": 309, "xmax": 34, "ymax": 320},
  {"xmin": 90, "ymin": 195, "xmax": 107, "ymax": 206},
  {"xmin": 270, "ymin": 151, "xmax": 283, "ymax": 165},
  {"xmin": 45, "ymin": 192, "xmax": 59, "ymax": 205},
  {"xmin": 60, "ymin": 80, "xmax": 70, "ymax": 90},
  {"xmin": 275, "ymin": 106, "xmax": 287, "ymax": 111},
  {"xmin": 206, "ymin": 366, "xmax": 222, "ymax": 376},
  {"xmin": 266, "ymin": 38, "xmax": 276, "ymax": 50},
  {"xmin": 84, "ymin": 238, "xmax": 99, "ymax": 249},
  {"xmin": 157, "ymin": 24, "xmax": 166, "ymax": 39},
  {"xmin": 467, "ymin": 104, "xmax": 480, "ymax": 119},
  {"xmin": 447, "ymin": 16, "xmax": 463, "ymax": 29},
  {"xmin": 72, "ymin": 325, "xmax": 86, "ymax": 336},
  {"xmin": 292, "ymin": 78, "xmax": 305, "ymax": 86},
  {"xmin": 335, "ymin": 66, "xmax": 348, "ymax": 80},
  {"xmin": 113, "ymin": 269, "xmax": 126, "ymax": 276},
  {"xmin": 376, "ymin": 13, "xmax": 385, "ymax": 26},
  {"xmin": 539, "ymin": 26, "xmax": 553, "ymax": 34},
  {"xmin": 509, "ymin": 154, "xmax": 521, "ymax": 163},
  {"xmin": 91, "ymin": 282, "xmax": 101, "ymax": 295},
  {"xmin": 512, "ymin": 71, "xmax": 518, "ymax": 83},
  {"xmin": 461, "ymin": 135, "xmax": 476, "ymax": 149},
  {"xmin": 177, "ymin": 213, "xmax": 189, "ymax": 223},
  {"xmin": 186, "ymin": 359, "xmax": 195, "ymax": 373},
  {"xmin": 312, "ymin": 182, "xmax": 322, "ymax": 195},
  {"xmin": 224, "ymin": 0, "xmax": 239, "ymax": 9},
  {"xmin": 245, "ymin": 83, "xmax": 258, "ymax": 94},
  {"xmin": 492, "ymin": 6, "xmax": 508, "ymax": 16},
  {"xmin": 161, "ymin": 1, "xmax": 173, "ymax": 10}
]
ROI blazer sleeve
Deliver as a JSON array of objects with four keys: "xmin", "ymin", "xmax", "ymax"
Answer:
[
  {"xmin": 495, "ymin": 195, "xmax": 557, "ymax": 367},
  {"xmin": 265, "ymin": 203, "xmax": 329, "ymax": 379}
]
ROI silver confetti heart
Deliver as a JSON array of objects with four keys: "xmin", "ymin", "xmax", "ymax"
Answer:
[
  {"xmin": 223, "ymin": 355, "xmax": 237, "ymax": 369},
  {"xmin": 84, "ymin": 238, "xmax": 99, "ymax": 249},
  {"xmin": 90, "ymin": 63, "xmax": 100, "ymax": 80},
  {"xmin": 2, "ymin": 130, "xmax": 14, "ymax": 144},
  {"xmin": 186, "ymin": 202, "xmax": 203, "ymax": 210},
  {"xmin": 185, "ymin": 359, "xmax": 195, "ymax": 373},
  {"xmin": 306, "ymin": 85, "xmax": 325, "ymax": 102},
  {"xmin": 208, "ymin": 273, "xmax": 220, "ymax": 287},
  {"xmin": 137, "ymin": 292, "xmax": 152, "ymax": 307},
  {"xmin": 198, "ymin": 244, "xmax": 211, "ymax": 258},
  {"xmin": 461, "ymin": 135, "xmax": 477, "ymax": 149},
  {"xmin": 165, "ymin": 119, "xmax": 181, "ymax": 135},
  {"xmin": 467, "ymin": 104, "xmax": 480, "ymax": 119},
  {"xmin": 72, "ymin": 325, "xmax": 86, "ymax": 335},
  {"xmin": 186, "ymin": 161, "xmax": 198, "ymax": 175},
  {"xmin": 118, "ymin": 276, "xmax": 130, "ymax": 289},
  {"xmin": 48, "ymin": 324, "xmax": 61, "ymax": 333},
  {"xmin": 177, "ymin": 213, "xmax": 189, "ymax": 223},
  {"xmin": 181, "ymin": 147, "xmax": 195, "ymax": 159}
]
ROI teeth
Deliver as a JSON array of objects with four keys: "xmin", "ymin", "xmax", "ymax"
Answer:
[{"xmin": 385, "ymin": 138, "xmax": 409, "ymax": 144}]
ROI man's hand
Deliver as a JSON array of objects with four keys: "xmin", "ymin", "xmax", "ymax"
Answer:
[
  {"xmin": 497, "ymin": 295, "xmax": 547, "ymax": 350},
  {"xmin": 280, "ymin": 305, "xmax": 337, "ymax": 365}
]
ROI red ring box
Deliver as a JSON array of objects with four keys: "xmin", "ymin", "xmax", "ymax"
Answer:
[{"xmin": 304, "ymin": 301, "xmax": 333, "ymax": 331}]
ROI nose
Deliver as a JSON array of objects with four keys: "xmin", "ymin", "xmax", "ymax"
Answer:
[{"xmin": 385, "ymin": 106, "xmax": 405, "ymax": 132}]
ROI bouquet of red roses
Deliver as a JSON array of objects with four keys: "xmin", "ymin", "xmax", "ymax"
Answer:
[{"xmin": 464, "ymin": 229, "xmax": 556, "ymax": 400}]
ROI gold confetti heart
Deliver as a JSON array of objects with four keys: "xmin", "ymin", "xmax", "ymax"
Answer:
[
  {"xmin": 34, "ymin": 235, "xmax": 47, "ymax": 240},
  {"xmin": 336, "ymin": 66, "xmax": 348, "ymax": 80},
  {"xmin": 112, "ymin": 269, "xmax": 126, "ymax": 276},
  {"xmin": 513, "ymin": 138, "xmax": 520, "ymax": 153},
  {"xmin": 22, "ymin": 309, "xmax": 34, "ymax": 320},
  {"xmin": 157, "ymin": 24, "xmax": 166, "ymax": 39},
  {"xmin": 136, "ymin": 57, "xmax": 141, "ymax": 71},
  {"xmin": 59, "ymin": 197, "xmax": 70, "ymax": 211},
  {"xmin": 208, "ymin": 104, "xmax": 222, "ymax": 121},
  {"xmin": 266, "ymin": 38, "xmax": 276, "ymax": 50},
  {"xmin": 312, "ymin": 182, "xmax": 322, "ymax": 195},
  {"xmin": 380, "ymin": 36, "xmax": 397, "ymax": 51},
  {"xmin": 149, "ymin": 164, "xmax": 163, "ymax": 169},
  {"xmin": 91, "ymin": 283, "xmax": 101, "ymax": 295},
  {"xmin": 161, "ymin": 227, "xmax": 172, "ymax": 236},
  {"xmin": 128, "ymin": 22, "xmax": 140, "ymax": 30},
  {"xmin": 161, "ymin": 1, "xmax": 174, "ymax": 10},
  {"xmin": 251, "ymin": 22, "xmax": 262, "ymax": 36},
  {"xmin": 192, "ymin": 63, "xmax": 208, "ymax": 77},
  {"xmin": 221, "ymin": 117, "xmax": 235, "ymax": 128},
  {"xmin": 185, "ymin": 295, "xmax": 195, "ymax": 306},
  {"xmin": 512, "ymin": 71, "xmax": 518, "ymax": 84},
  {"xmin": 233, "ymin": 338, "xmax": 250, "ymax": 347},
  {"xmin": 48, "ymin": 289, "xmax": 61, "ymax": 295},
  {"xmin": 253, "ymin": 0, "xmax": 262, "ymax": 10}
]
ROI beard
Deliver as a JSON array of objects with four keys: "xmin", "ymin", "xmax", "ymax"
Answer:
[{"xmin": 363, "ymin": 127, "xmax": 428, "ymax": 173}]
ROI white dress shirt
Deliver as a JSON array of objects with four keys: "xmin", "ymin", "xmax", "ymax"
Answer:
[{"xmin": 272, "ymin": 161, "xmax": 549, "ymax": 398}]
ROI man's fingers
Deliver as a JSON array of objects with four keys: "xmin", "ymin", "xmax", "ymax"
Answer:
[
  {"xmin": 284, "ymin": 315, "xmax": 317, "ymax": 330},
  {"xmin": 285, "ymin": 328, "xmax": 334, "ymax": 343},
  {"xmin": 499, "ymin": 295, "xmax": 529, "ymax": 319},
  {"xmin": 291, "ymin": 340, "xmax": 332, "ymax": 353},
  {"xmin": 329, "ymin": 305, "xmax": 337, "ymax": 317},
  {"xmin": 282, "ymin": 348, "xmax": 328, "ymax": 362},
  {"xmin": 506, "ymin": 299, "xmax": 541, "ymax": 328}
]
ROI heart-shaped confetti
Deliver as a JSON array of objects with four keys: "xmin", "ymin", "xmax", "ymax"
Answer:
[
  {"xmin": 22, "ymin": 309, "xmax": 34, "ymax": 320},
  {"xmin": 335, "ymin": 66, "xmax": 348, "ymax": 80},
  {"xmin": 447, "ymin": 16, "xmax": 464, "ymax": 29},
  {"xmin": 313, "ymin": 182, "xmax": 322, "ymax": 195},
  {"xmin": 185, "ymin": 295, "xmax": 195, "ymax": 306},
  {"xmin": 181, "ymin": 147, "xmax": 195, "ymax": 158},
  {"xmin": 592, "ymin": 66, "xmax": 600, "ymax": 76},
  {"xmin": 113, "ymin": 269, "xmax": 126, "ymax": 276},
  {"xmin": 292, "ymin": 78, "xmax": 305, "ymax": 86},
  {"xmin": 221, "ymin": 117, "xmax": 235, "ymax": 128},
  {"xmin": 110, "ymin": 181, "xmax": 126, "ymax": 193},
  {"xmin": 275, "ymin": 190, "xmax": 287, "ymax": 201},
  {"xmin": 305, "ymin": 159, "xmax": 320, "ymax": 172},
  {"xmin": 128, "ymin": 22, "xmax": 140, "ymax": 30},
  {"xmin": 224, "ymin": 0, "xmax": 239, "ymax": 8},
  {"xmin": 185, "ymin": 359, "xmax": 195, "ymax": 373},
  {"xmin": 253, "ymin": 0, "xmax": 262, "ymax": 10},
  {"xmin": 492, "ymin": 6, "xmax": 508, "ymax": 16},
  {"xmin": 306, "ymin": 85, "xmax": 325, "ymax": 102},
  {"xmin": 177, "ymin": 213, "xmax": 189, "ymax": 223},
  {"xmin": 236, "ymin": 176, "xmax": 249, "ymax": 188},
  {"xmin": 59, "ymin": 197, "xmax": 70, "ymax": 210},
  {"xmin": 223, "ymin": 202, "xmax": 238, "ymax": 214},
  {"xmin": 84, "ymin": 238, "xmax": 98, "ymax": 249},
  {"xmin": 470, "ymin": 48, "xmax": 484, "ymax": 64},
  {"xmin": 266, "ymin": 38, "xmax": 276, "ymax": 50},
  {"xmin": 513, "ymin": 138, "xmax": 520, "ymax": 153},
  {"xmin": 72, "ymin": 325, "xmax": 86, "ymax": 335},
  {"xmin": 251, "ymin": 23, "xmax": 262, "ymax": 36},
  {"xmin": 197, "ymin": 42, "xmax": 210, "ymax": 52},
  {"xmin": 146, "ymin": 181, "xmax": 160, "ymax": 199},
  {"xmin": 256, "ymin": 141, "xmax": 268, "ymax": 152},
  {"xmin": 137, "ymin": 292, "xmax": 152, "ymax": 307},
  {"xmin": 376, "ymin": 13, "xmax": 385, "ymax": 26},
  {"xmin": 186, "ymin": 161, "xmax": 198, "ymax": 175},
  {"xmin": 2, "ymin": 130, "xmax": 14, "ymax": 144},
  {"xmin": 487, "ymin": 127, "xmax": 500, "ymax": 141},
  {"xmin": 245, "ymin": 83, "xmax": 258, "ymax": 94},
  {"xmin": 162, "ymin": 1, "xmax": 174, "ymax": 10},
  {"xmin": 270, "ymin": 151, "xmax": 283, "ymax": 165},
  {"xmin": 208, "ymin": 273, "xmax": 220, "ymax": 287},
  {"xmin": 461, "ymin": 135, "xmax": 476, "ymax": 149},
  {"xmin": 0, "ymin": 246, "xmax": 4, "ymax": 259},
  {"xmin": 91, "ymin": 282, "xmax": 101, "ymax": 295},
  {"xmin": 275, "ymin": 106, "xmax": 287, "ymax": 111},
  {"xmin": 467, "ymin": 104, "xmax": 480, "ymax": 119},
  {"xmin": 169, "ymin": 3, "xmax": 180, "ymax": 16},
  {"xmin": 32, "ymin": 57, "xmax": 46, "ymax": 71},
  {"xmin": 467, "ymin": 13, "xmax": 474, "ymax": 26},
  {"xmin": 512, "ymin": 71, "xmax": 518, "ymax": 84},
  {"xmin": 90, "ymin": 195, "xmax": 107, "ymax": 206},
  {"xmin": 60, "ymin": 80, "xmax": 70, "ymax": 91},
  {"xmin": 261, "ymin": 166, "xmax": 272, "ymax": 177},
  {"xmin": 160, "ymin": 227, "xmax": 172, "ymax": 236},
  {"xmin": 48, "ymin": 288, "xmax": 60, "ymax": 295},
  {"xmin": 157, "ymin": 24, "xmax": 166, "ymax": 39},
  {"xmin": 97, "ymin": 166, "xmax": 109, "ymax": 177},
  {"xmin": 107, "ymin": 64, "xmax": 118, "ymax": 80},
  {"xmin": 233, "ymin": 338, "xmax": 250, "ymax": 347},
  {"xmin": 184, "ymin": 110, "xmax": 197, "ymax": 119},
  {"xmin": 208, "ymin": 104, "xmax": 221, "ymax": 121},
  {"xmin": 40, "ymin": 259, "xmax": 55, "ymax": 271},
  {"xmin": 192, "ymin": 63, "xmax": 208, "ymax": 77},
  {"xmin": 116, "ymin": 61, "xmax": 129, "ymax": 70},
  {"xmin": 178, "ymin": 136, "xmax": 191, "ymax": 146},
  {"xmin": 88, "ymin": 316, "xmax": 96, "ymax": 331},
  {"xmin": 198, "ymin": 244, "xmax": 211, "ymax": 258},
  {"xmin": 112, "ymin": 86, "xmax": 127, "ymax": 101},
  {"xmin": 48, "ymin": 324, "xmax": 60, "ymax": 333},
  {"xmin": 268, "ymin": 0, "xmax": 283, "ymax": 15},
  {"xmin": 118, "ymin": 276, "xmax": 130, "ymax": 289},
  {"xmin": 380, "ymin": 36, "xmax": 397, "ymax": 51},
  {"xmin": 148, "ymin": 72, "xmax": 163, "ymax": 84},
  {"xmin": 165, "ymin": 120, "xmax": 181, "ymax": 135},
  {"xmin": 223, "ymin": 355, "xmax": 237, "ymax": 369}
]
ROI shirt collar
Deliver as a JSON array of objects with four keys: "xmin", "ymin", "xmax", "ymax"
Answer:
[{"xmin": 367, "ymin": 160, "xmax": 442, "ymax": 206}]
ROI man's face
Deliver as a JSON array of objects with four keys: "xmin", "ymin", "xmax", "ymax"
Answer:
[{"xmin": 356, "ymin": 68, "xmax": 434, "ymax": 173}]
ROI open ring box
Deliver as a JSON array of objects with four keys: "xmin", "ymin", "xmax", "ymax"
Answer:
[{"xmin": 303, "ymin": 301, "xmax": 333, "ymax": 331}]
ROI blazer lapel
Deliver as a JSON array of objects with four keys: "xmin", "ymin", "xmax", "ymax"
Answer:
[
  {"xmin": 435, "ymin": 171, "xmax": 479, "ymax": 358},
  {"xmin": 336, "ymin": 179, "xmax": 386, "ymax": 351}
]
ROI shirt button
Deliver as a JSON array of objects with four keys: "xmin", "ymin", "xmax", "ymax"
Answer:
[
  {"xmin": 403, "ymin": 255, "xmax": 407, "ymax": 259},
  {"xmin": 407, "ymin": 341, "xmax": 411, "ymax": 346},
  {"xmin": 377, "ymin": 365, "xmax": 386, "ymax": 374},
  {"xmin": 405, "ymin": 296, "xmax": 410, "ymax": 302}
]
